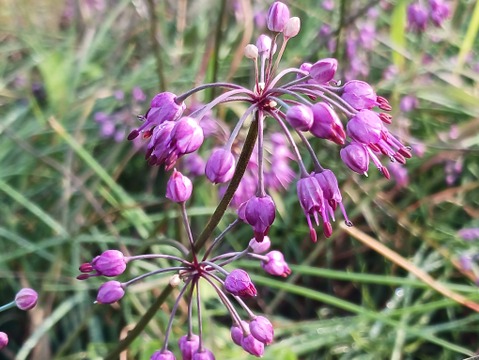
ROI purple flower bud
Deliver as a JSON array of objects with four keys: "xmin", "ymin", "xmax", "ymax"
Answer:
[
  {"xmin": 309, "ymin": 58, "xmax": 338, "ymax": 84},
  {"xmin": 241, "ymin": 334, "xmax": 264, "ymax": 357},
  {"xmin": 150, "ymin": 350, "xmax": 176, "ymax": 360},
  {"xmin": 250, "ymin": 316, "xmax": 274, "ymax": 345},
  {"xmin": 346, "ymin": 109, "xmax": 383, "ymax": 145},
  {"xmin": 297, "ymin": 62, "xmax": 312, "ymax": 80},
  {"xmin": 249, "ymin": 236, "xmax": 271, "ymax": 254},
  {"xmin": 231, "ymin": 321, "xmax": 249, "ymax": 346},
  {"xmin": 340, "ymin": 142, "xmax": 369, "ymax": 175},
  {"xmin": 244, "ymin": 195, "xmax": 276, "ymax": 242},
  {"xmin": 310, "ymin": 102, "xmax": 346, "ymax": 145},
  {"xmin": 297, "ymin": 176, "xmax": 329, "ymax": 242},
  {"xmin": 400, "ymin": 95, "xmax": 419, "ymax": 113},
  {"xmin": 284, "ymin": 17, "xmax": 301, "ymax": 38},
  {"xmin": 267, "ymin": 1, "xmax": 290, "ymax": 32},
  {"xmin": 182, "ymin": 153, "xmax": 206, "ymax": 177},
  {"xmin": 224, "ymin": 269, "xmax": 257, "ymax": 297},
  {"xmin": 169, "ymin": 117, "xmax": 204, "ymax": 155},
  {"xmin": 192, "ymin": 349, "xmax": 215, "ymax": 360},
  {"xmin": 407, "ymin": 3, "xmax": 428, "ymax": 32},
  {"xmin": 15, "ymin": 288, "xmax": 38, "ymax": 311},
  {"xmin": 0, "ymin": 332, "xmax": 8, "ymax": 350},
  {"xmin": 262, "ymin": 250, "xmax": 292, "ymax": 277},
  {"xmin": 341, "ymin": 80, "xmax": 378, "ymax": 110},
  {"xmin": 205, "ymin": 149, "xmax": 236, "ymax": 184},
  {"xmin": 92, "ymin": 250, "xmax": 127, "ymax": 277},
  {"xmin": 256, "ymin": 34, "xmax": 276, "ymax": 57},
  {"xmin": 244, "ymin": 44, "xmax": 258, "ymax": 60},
  {"xmin": 429, "ymin": 0, "xmax": 450, "ymax": 27},
  {"xmin": 286, "ymin": 104, "xmax": 314, "ymax": 131},
  {"xmin": 128, "ymin": 92, "xmax": 185, "ymax": 140},
  {"xmin": 179, "ymin": 334, "xmax": 200, "ymax": 360},
  {"xmin": 96, "ymin": 281, "xmax": 125, "ymax": 304},
  {"xmin": 166, "ymin": 169, "xmax": 193, "ymax": 203},
  {"xmin": 146, "ymin": 121, "xmax": 176, "ymax": 165}
]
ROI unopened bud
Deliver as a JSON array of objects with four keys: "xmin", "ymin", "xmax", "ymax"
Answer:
[
  {"xmin": 169, "ymin": 274, "xmax": 181, "ymax": 287},
  {"xmin": 283, "ymin": 17, "xmax": 300, "ymax": 38},
  {"xmin": 244, "ymin": 44, "xmax": 258, "ymax": 60}
]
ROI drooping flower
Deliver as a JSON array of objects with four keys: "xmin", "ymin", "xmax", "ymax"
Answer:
[
  {"xmin": 250, "ymin": 316, "xmax": 274, "ymax": 345},
  {"xmin": 205, "ymin": 149, "xmax": 236, "ymax": 184},
  {"xmin": 166, "ymin": 169, "xmax": 193, "ymax": 203},
  {"xmin": 0, "ymin": 332, "xmax": 8, "ymax": 350},
  {"xmin": 243, "ymin": 195, "xmax": 276, "ymax": 242},
  {"xmin": 224, "ymin": 269, "xmax": 257, "ymax": 297},
  {"xmin": 96, "ymin": 281, "xmax": 125, "ymax": 304},
  {"xmin": 179, "ymin": 334, "xmax": 200, "ymax": 360},
  {"xmin": 261, "ymin": 251, "xmax": 291, "ymax": 277}
]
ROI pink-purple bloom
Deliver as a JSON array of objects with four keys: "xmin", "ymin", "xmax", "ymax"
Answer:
[
  {"xmin": 166, "ymin": 169, "xmax": 193, "ymax": 203},
  {"xmin": 0, "ymin": 332, "xmax": 8, "ymax": 350},
  {"xmin": 241, "ymin": 334, "xmax": 265, "ymax": 357},
  {"xmin": 179, "ymin": 334, "xmax": 200, "ymax": 360},
  {"xmin": 150, "ymin": 350, "xmax": 176, "ymax": 360},
  {"xmin": 96, "ymin": 281, "xmax": 125, "ymax": 304},
  {"xmin": 267, "ymin": 1, "xmax": 290, "ymax": 32},
  {"xmin": 250, "ymin": 316, "xmax": 274, "ymax": 345},
  {"xmin": 205, "ymin": 149, "xmax": 236, "ymax": 184},
  {"xmin": 14, "ymin": 288, "xmax": 38, "ymax": 311},
  {"xmin": 243, "ymin": 195, "xmax": 276, "ymax": 242},
  {"xmin": 261, "ymin": 251, "xmax": 292, "ymax": 277},
  {"xmin": 224, "ymin": 269, "xmax": 257, "ymax": 297}
]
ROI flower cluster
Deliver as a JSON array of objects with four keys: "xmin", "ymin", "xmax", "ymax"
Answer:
[
  {"xmin": 0, "ymin": 288, "xmax": 38, "ymax": 350},
  {"xmin": 81, "ymin": 1, "xmax": 411, "ymax": 358},
  {"xmin": 407, "ymin": 0, "xmax": 450, "ymax": 32}
]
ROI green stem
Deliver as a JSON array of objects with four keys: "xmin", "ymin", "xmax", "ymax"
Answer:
[{"xmin": 104, "ymin": 117, "xmax": 259, "ymax": 359}]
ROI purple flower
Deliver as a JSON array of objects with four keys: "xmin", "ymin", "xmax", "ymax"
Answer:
[
  {"xmin": 169, "ymin": 117, "xmax": 204, "ymax": 156},
  {"xmin": 346, "ymin": 109, "xmax": 383, "ymax": 145},
  {"xmin": 231, "ymin": 321, "xmax": 249, "ymax": 346},
  {"xmin": 458, "ymin": 228, "xmax": 479, "ymax": 242},
  {"xmin": 429, "ymin": 0, "xmax": 450, "ymax": 27},
  {"xmin": 91, "ymin": 250, "xmax": 128, "ymax": 277},
  {"xmin": 310, "ymin": 102, "xmax": 346, "ymax": 145},
  {"xmin": 192, "ymin": 349, "xmax": 215, "ymax": 360},
  {"xmin": 150, "ymin": 350, "xmax": 176, "ymax": 360},
  {"xmin": 309, "ymin": 58, "xmax": 338, "ymax": 84},
  {"xmin": 296, "ymin": 176, "xmax": 331, "ymax": 241},
  {"xmin": 241, "ymin": 334, "xmax": 265, "ymax": 357},
  {"xmin": 128, "ymin": 92, "xmax": 185, "ymax": 140},
  {"xmin": 286, "ymin": 104, "xmax": 313, "ymax": 131},
  {"xmin": 388, "ymin": 162, "xmax": 409, "ymax": 189},
  {"xmin": 256, "ymin": 34, "xmax": 275, "ymax": 57},
  {"xmin": 0, "ymin": 332, "xmax": 8, "ymax": 350},
  {"xmin": 341, "ymin": 80, "xmax": 378, "ymax": 110},
  {"xmin": 284, "ymin": 17, "xmax": 301, "ymax": 39},
  {"xmin": 14, "ymin": 288, "xmax": 38, "ymax": 311},
  {"xmin": 400, "ymin": 95, "xmax": 419, "ymax": 113},
  {"xmin": 244, "ymin": 195, "xmax": 276, "ymax": 242},
  {"xmin": 224, "ymin": 269, "xmax": 257, "ymax": 297},
  {"xmin": 261, "ymin": 250, "xmax": 291, "ymax": 277},
  {"xmin": 267, "ymin": 1, "xmax": 290, "ymax": 32},
  {"xmin": 205, "ymin": 149, "xmax": 236, "ymax": 184},
  {"xmin": 179, "ymin": 334, "xmax": 200, "ymax": 360},
  {"xmin": 250, "ymin": 316, "xmax": 274, "ymax": 345},
  {"xmin": 249, "ymin": 236, "xmax": 271, "ymax": 254},
  {"xmin": 407, "ymin": 3, "xmax": 428, "ymax": 32},
  {"xmin": 96, "ymin": 281, "xmax": 125, "ymax": 304},
  {"xmin": 166, "ymin": 169, "xmax": 193, "ymax": 203},
  {"xmin": 340, "ymin": 142, "xmax": 369, "ymax": 175}
]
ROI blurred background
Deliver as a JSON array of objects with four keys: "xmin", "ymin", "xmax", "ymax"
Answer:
[{"xmin": 1, "ymin": 0, "xmax": 479, "ymax": 359}]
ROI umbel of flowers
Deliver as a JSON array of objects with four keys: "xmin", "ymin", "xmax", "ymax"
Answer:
[
  {"xmin": 0, "ymin": 288, "xmax": 38, "ymax": 350},
  {"xmin": 80, "ymin": 2, "xmax": 411, "ymax": 359}
]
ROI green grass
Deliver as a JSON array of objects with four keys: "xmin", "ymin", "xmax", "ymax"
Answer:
[{"xmin": 1, "ymin": 0, "xmax": 479, "ymax": 359}]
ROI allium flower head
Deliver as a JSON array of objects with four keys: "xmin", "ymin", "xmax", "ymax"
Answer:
[
  {"xmin": 261, "ymin": 250, "xmax": 291, "ymax": 277},
  {"xmin": 15, "ymin": 288, "xmax": 38, "ymax": 311},
  {"xmin": 166, "ymin": 169, "xmax": 193, "ymax": 203},
  {"xmin": 224, "ymin": 269, "xmax": 257, "ymax": 297},
  {"xmin": 96, "ymin": 281, "xmax": 125, "ymax": 304},
  {"xmin": 267, "ymin": 1, "xmax": 290, "ymax": 32}
]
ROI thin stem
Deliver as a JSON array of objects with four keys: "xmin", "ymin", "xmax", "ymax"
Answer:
[
  {"xmin": 195, "ymin": 279, "xmax": 204, "ymax": 351},
  {"xmin": 180, "ymin": 202, "xmax": 198, "ymax": 265},
  {"xmin": 128, "ymin": 253, "xmax": 191, "ymax": 265},
  {"xmin": 267, "ymin": 109, "xmax": 309, "ymax": 177},
  {"xmin": 295, "ymin": 131, "xmax": 324, "ymax": 172},
  {"xmin": 123, "ymin": 266, "xmax": 187, "ymax": 287},
  {"xmin": 0, "ymin": 301, "xmax": 15, "ymax": 312},
  {"xmin": 267, "ymin": 67, "xmax": 306, "ymax": 89},
  {"xmin": 225, "ymin": 105, "xmax": 257, "ymax": 150},
  {"xmin": 175, "ymin": 83, "xmax": 251, "ymax": 104},
  {"xmin": 161, "ymin": 278, "xmax": 192, "ymax": 351},
  {"xmin": 201, "ymin": 261, "xmax": 230, "ymax": 276},
  {"xmin": 256, "ymin": 110, "xmax": 266, "ymax": 197},
  {"xmin": 202, "ymin": 219, "xmax": 240, "ymax": 261},
  {"xmin": 269, "ymin": 36, "xmax": 289, "ymax": 85}
]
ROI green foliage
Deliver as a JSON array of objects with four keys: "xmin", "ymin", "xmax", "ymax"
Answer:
[{"xmin": 0, "ymin": 0, "xmax": 479, "ymax": 359}]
